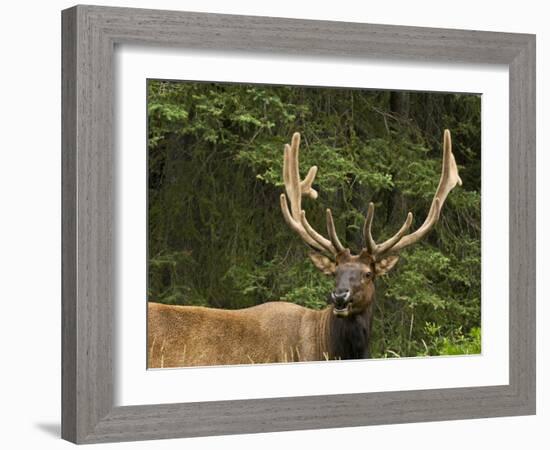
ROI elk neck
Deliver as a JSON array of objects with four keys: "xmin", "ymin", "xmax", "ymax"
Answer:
[{"xmin": 323, "ymin": 295, "xmax": 375, "ymax": 360}]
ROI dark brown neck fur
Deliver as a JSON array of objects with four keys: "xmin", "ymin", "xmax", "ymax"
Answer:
[{"xmin": 325, "ymin": 302, "xmax": 374, "ymax": 360}]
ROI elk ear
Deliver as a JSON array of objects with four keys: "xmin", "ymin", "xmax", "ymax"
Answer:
[
  {"xmin": 375, "ymin": 255, "xmax": 399, "ymax": 276},
  {"xmin": 308, "ymin": 252, "xmax": 336, "ymax": 276}
]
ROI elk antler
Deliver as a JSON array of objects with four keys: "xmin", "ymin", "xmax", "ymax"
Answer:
[
  {"xmin": 363, "ymin": 129, "xmax": 462, "ymax": 259},
  {"xmin": 280, "ymin": 132, "xmax": 345, "ymax": 257}
]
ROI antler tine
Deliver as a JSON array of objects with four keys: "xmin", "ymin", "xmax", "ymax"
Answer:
[
  {"xmin": 362, "ymin": 202, "xmax": 377, "ymax": 255},
  {"xmin": 375, "ymin": 212, "xmax": 413, "ymax": 254},
  {"xmin": 326, "ymin": 209, "xmax": 346, "ymax": 253},
  {"xmin": 363, "ymin": 203, "xmax": 413, "ymax": 257},
  {"xmin": 302, "ymin": 166, "xmax": 318, "ymax": 199},
  {"xmin": 366, "ymin": 129, "xmax": 462, "ymax": 258},
  {"xmin": 298, "ymin": 210, "xmax": 336, "ymax": 253},
  {"xmin": 280, "ymin": 194, "xmax": 327, "ymax": 252},
  {"xmin": 388, "ymin": 129, "xmax": 461, "ymax": 253},
  {"xmin": 280, "ymin": 132, "xmax": 342, "ymax": 257}
]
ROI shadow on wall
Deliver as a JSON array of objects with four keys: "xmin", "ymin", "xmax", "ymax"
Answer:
[{"xmin": 35, "ymin": 422, "xmax": 60, "ymax": 438}]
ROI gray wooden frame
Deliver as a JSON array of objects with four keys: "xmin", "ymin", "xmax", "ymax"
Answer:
[{"xmin": 61, "ymin": 4, "xmax": 536, "ymax": 444}]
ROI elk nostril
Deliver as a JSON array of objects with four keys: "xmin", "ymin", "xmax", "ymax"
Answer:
[{"xmin": 332, "ymin": 289, "xmax": 351, "ymax": 302}]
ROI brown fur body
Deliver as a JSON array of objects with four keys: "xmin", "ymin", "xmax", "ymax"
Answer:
[{"xmin": 147, "ymin": 300, "xmax": 372, "ymax": 368}]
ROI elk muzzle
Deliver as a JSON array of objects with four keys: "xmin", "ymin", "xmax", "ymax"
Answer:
[{"xmin": 330, "ymin": 288, "xmax": 352, "ymax": 316}]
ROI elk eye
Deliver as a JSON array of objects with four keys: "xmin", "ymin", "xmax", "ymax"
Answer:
[{"xmin": 364, "ymin": 271, "xmax": 372, "ymax": 279}]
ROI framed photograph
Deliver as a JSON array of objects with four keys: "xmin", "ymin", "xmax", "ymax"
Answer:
[{"xmin": 62, "ymin": 5, "xmax": 535, "ymax": 444}]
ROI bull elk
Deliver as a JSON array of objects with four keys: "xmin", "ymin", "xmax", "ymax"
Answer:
[{"xmin": 148, "ymin": 130, "xmax": 462, "ymax": 367}]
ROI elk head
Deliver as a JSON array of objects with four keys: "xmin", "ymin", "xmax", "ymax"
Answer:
[{"xmin": 280, "ymin": 131, "xmax": 462, "ymax": 318}]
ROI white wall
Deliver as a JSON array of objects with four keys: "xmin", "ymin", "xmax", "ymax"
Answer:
[{"xmin": 0, "ymin": 1, "xmax": 546, "ymax": 448}]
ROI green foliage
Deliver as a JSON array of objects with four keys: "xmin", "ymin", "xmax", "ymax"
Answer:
[
  {"xmin": 422, "ymin": 323, "xmax": 482, "ymax": 356},
  {"xmin": 147, "ymin": 80, "xmax": 481, "ymax": 358}
]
